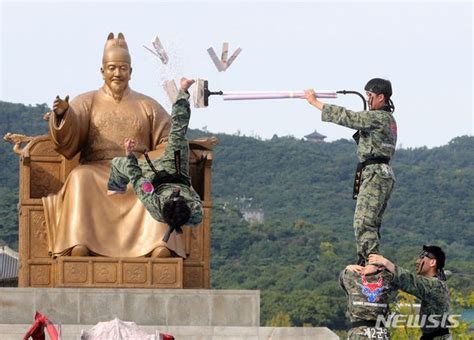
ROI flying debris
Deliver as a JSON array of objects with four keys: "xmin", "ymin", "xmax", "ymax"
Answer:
[
  {"xmin": 162, "ymin": 79, "xmax": 179, "ymax": 104},
  {"xmin": 207, "ymin": 42, "xmax": 242, "ymax": 72},
  {"xmin": 143, "ymin": 35, "xmax": 169, "ymax": 64},
  {"xmin": 207, "ymin": 47, "xmax": 224, "ymax": 72}
]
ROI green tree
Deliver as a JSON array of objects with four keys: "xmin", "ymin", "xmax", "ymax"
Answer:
[{"xmin": 266, "ymin": 312, "xmax": 292, "ymax": 327}]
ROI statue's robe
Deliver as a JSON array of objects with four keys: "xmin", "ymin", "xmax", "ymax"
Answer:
[{"xmin": 42, "ymin": 86, "xmax": 187, "ymax": 257}]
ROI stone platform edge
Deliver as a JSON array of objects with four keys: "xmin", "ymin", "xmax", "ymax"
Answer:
[{"xmin": 0, "ymin": 288, "xmax": 259, "ymax": 327}]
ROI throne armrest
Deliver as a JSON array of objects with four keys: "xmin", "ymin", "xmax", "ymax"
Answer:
[{"xmin": 4, "ymin": 134, "xmax": 79, "ymax": 205}]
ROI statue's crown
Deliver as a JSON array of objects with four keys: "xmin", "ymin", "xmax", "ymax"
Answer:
[{"xmin": 102, "ymin": 32, "xmax": 131, "ymax": 64}]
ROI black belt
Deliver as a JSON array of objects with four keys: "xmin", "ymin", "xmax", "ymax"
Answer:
[
  {"xmin": 151, "ymin": 170, "xmax": 190, "ymax": 189},
  {"xmin": 420, "ymin": 328, "xmax": 450, "ymax": 340},
  {"xmin": 351, "ymin": 320, "xmax": 377, "ymax": 328},
  {"xmin": 353, "ymin": 157, "xmax": 390, "ymax": 199},
  {"xmin": 144, "ymin": 150, "xmax": 191, "ymax": 188}
]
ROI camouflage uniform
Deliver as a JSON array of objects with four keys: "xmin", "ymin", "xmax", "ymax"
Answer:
[
  {"xmin": 393, "ymin": 266, "xmax": 451, "ymax": 339},
  {"xmin": 339, "ymin": 268, "xmax": 396, "ymax": 339},
  {"xmin": 322, "ymin": 104, "xmax": 397, "ymax": 261},
  {"xmin": 107, "ymin": 90, "xmax": 202, "ymax": 226}
]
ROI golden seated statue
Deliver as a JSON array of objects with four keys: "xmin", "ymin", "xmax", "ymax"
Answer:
[{"xmin": 5, "ymin": 133, "xmax": 216, "ymax": 288}]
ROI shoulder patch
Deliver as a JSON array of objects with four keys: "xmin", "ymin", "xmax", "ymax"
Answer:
[{"xmin": 390, "ymin": 121, "xmax": 398, "ymax": 139}]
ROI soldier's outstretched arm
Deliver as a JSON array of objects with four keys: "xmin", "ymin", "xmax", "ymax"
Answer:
[
  {"xmin": 303, "ymin": 89, "xmax": 382, "ymax": 131},
  {"xmin": 391, "ymin": 265, "xmax": 436, "ymax": 300},
  {"xmin": 321, "ymin": 105, "xmax": 383, "ymax": 131},
  {"xmin": 368, "ymin": 254, "xmax": 395, "ymax": 273},
  {"xmin": 369, "ymin": 254, "xmax": 431, "ymax": 300}
]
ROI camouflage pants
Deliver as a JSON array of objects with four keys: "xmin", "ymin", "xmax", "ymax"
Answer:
[
  {"xmin": 348, "ymin": 326, "xmax": 390, "ymax": 339},
  {"xmin": 354, "ymin": 169, "xmax": 394, "ymax": 260}
]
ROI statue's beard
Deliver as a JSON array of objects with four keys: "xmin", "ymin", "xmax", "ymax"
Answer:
[{"xmin": 107, "ymin": 80, "xmax": 128, "ymax": 102}]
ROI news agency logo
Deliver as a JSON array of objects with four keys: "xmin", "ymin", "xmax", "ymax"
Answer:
[{"xmin": 375, "ymin": 313, "xmax": 461, "ymax": 328}]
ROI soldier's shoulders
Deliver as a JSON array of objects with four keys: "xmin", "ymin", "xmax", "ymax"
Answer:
[
  {"xmin": 340, "ymin": 270, "xmax": 358, "ymax": 292},
  {"xmin": 340, "ymin": 269, "xmax": 362, "ymax": 289},
  {"xmin": 418, "ymin": 275, "xmax": 448, "ymax": 292},
  {"xmin": 431, "ymin": 277, "xmax": 449, "ymax": 290},
  {"xmin": 341, "ymin": 268, "xmax": 357, "ymax": 279},
  {"xmin": 375, "ymin": 110, "xmax": 394, "ymax": 120}
]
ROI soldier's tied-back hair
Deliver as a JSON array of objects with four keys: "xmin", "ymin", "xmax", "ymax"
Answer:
[
  {"xmin": 365, "ymin": 78, "xmax": 395, "ymax": 113},
  {"xmin": 163, "ymin": 197, "xmax": 191, "ymax": 229}
]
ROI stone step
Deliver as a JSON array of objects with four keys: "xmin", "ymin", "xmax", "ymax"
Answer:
[
  {"xmin": 0, "ymin": 288, "xmax": 259, "ymax": 327},
  {"xmin": 0, "ymin": 324, "xmax": 339, "ymax": 340}
]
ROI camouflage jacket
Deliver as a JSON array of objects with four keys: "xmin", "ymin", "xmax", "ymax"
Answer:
[
  {"xmin": 321, "ymin": 104, "xmax": 397, "ymax": 163},
  {"xmin": 128, "ymin": 154, "xmax": 203, "ymax": 226},
  {"xmin": 393, "ymin": 265, "xmax": 450, "ymax": 335},
  {"xmin": 340, "ymin": 268, "xmax": 396, "ymax": 324}
]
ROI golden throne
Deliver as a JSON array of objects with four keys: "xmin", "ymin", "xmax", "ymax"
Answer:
[{"xmin": 5, "ymin": 133, "xmax": 216, "ymax": 289}]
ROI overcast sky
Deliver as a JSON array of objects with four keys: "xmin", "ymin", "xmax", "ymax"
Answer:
[{"xmin": 1, "ymin": 0, "xmax": 472, "ymax": 147}]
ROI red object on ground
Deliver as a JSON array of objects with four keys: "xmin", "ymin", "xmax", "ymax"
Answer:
[
  {"xmin": 161, "ymin": 333, "xmax": 175, "ymax": 340},
  {"xmin": 23, "ymin": 311, "xmax": 59, "ymax": 340}
]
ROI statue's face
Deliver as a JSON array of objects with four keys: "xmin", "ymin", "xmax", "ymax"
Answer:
[{"xmin": 101, "ymin": 61, "xmax": 132, "ymax": 94}]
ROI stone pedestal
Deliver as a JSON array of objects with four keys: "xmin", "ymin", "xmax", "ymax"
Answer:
[
  {"xmin": 56, "ymin": 257, "xmax": 183, "ymax": 288},
  {"xmin": 0, "ymin": 288, "xmax": 260, "ymax": 326}
]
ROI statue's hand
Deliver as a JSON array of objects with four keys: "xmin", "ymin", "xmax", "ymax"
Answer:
[
  {"xmin": 180, "ymin": 77, "xmax": 195, "ymax": 92},
  {"xmin": 124, "ymin": 138, "xmax": 136, "ymax": 156},
  {"xmin": 53, "ymin": 95, "xmax": 70, "ymax": 117}
]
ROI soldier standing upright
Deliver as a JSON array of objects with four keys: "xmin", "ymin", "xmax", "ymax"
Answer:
[{"xmin": 303, "ymin": 79, "xmax": 397, "ymax": 266}]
